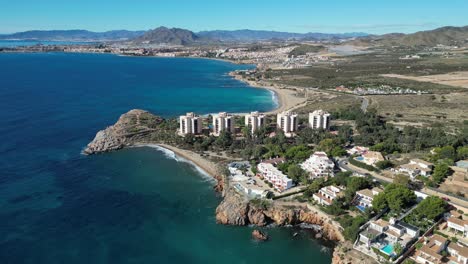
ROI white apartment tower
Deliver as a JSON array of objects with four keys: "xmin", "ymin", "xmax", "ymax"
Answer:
[
  {"xmin": 245, "ymin": 111, "xmax": 265, "ymax": 134},
  {"xmin": 309, "ymin": 110, "xmax": 331, "ymax": 130},
  {"xmin": 212, "ymin": 112, "xmax": 235, "ymax": 136},
  {"xmin": 277, "ymin": 111, "xmax": 298, "ymax": 136},
  {"xmin": 179, "ymin": 112, "xmax": 203, "ymax": 136}
]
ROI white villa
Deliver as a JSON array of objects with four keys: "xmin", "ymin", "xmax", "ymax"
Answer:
[
  {"xmin": 313, "ymin": 185, "xmax": 343, "ymax": 206},
  {"xmin": 414, "ymin": 234, "xmax": 468, "ymax": 264},
  {"xmin": 300, "ymin": 151, "xmax": 335, "ymax": 179},
  {"xmin": 212, "ymin": 112, "xmax": 235, "ymax": 136},
  {"xmin": 309, "ymin": 110, "xmax": 331, "ymax": 130},
  {"xmin": 353, "ymin": 187, "xmax": 383, "ymax": 210},
  {"xmin": 179, "ymin": 112, "xmax": 203, "ymax": 136},
  {"xmin": 257, "ymin": 162, "xmax": 293, "ymax": 192},
  {"xmin": 277, "ymin": 111, "xmax": 298, "ymax": 137},
  {"xmin": 245, "ymin": 111, "xmax": 265, "ymax": 134},
  {"xmin": 398, "ymin": 159, "xmax": 434, "ymax": 178},
  {"xmin": 447, "ymin": 217, "xmax": 468, "ymax": 238}
]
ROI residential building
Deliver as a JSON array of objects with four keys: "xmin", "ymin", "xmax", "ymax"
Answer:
[
  {"xmin": 313, "ymin": 185, "xmax": 343, "ymax": 206},
  {"xmin": 179, "ymin": 112, "xmax": 203, "ymax": 136},
  {"xmin": 415, "ymin": 234, "xmax": 448, "ymax": 264},
  {"xmin": 447, "ymin": 242, "xmax": 468, "ymax": 264},
  {"xmin": 300, "ymin": 151, "xmax": 335, "ymax": 179},
  {"xmin": 354, "ymin": 187, "xmax": 383, "ymax": 210},
  {"xmin": 359, "ymin": 219, "xmax": 390, "ymax": 246},
  {"xmin": 361, "ymin": 151, "xmax": 385, "ymax": 166},
  {"xmin": 212, "ymin": 112, "xmax": 235, "ymax": 136},
  {"xmin": 347, "ymin": 146, "xmax": 369, "ymax": 155},
  {"xmin": 245, "ymin": 111, "xmax": 265, "ymax": 134},
  {"xmin": 309, "ymin": 110, "xmax": 331, "ymax": 130},
  {"xmin": 398, "ymin": 159, "xmax": 434, "ymax": 178},
  {"xmin": 276, "ymin": 111, "xmax": 298, "ymax": 137},
  {"xmin": 447, "ymin": 217, "xmax": 468, "ymax": 238},
  {"xmin": 257, "ymin": 162, "xmax": 293, "ymax": 192},
  {"xmin": 414, "ymin": 234, "xmax": 468, "ymax": 264},
  {"xmin": 451, "ymin": 166, "xmax": 468, "ymax": 189}
]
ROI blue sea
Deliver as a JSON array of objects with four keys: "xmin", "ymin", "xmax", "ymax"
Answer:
[{"xmin": 0, "ymin": 53, "xmax": 332, "ymax": 264}]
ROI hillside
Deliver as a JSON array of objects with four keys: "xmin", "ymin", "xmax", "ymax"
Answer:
[
  {"xmin": 0, "ymin": 30, "xmax": 146, "ymax": 41},
  {"xmin": 131, "ymin": 27, "xmax": 199, "ymax": 45},
  {"xmin": 353, "ymin": 26, "xmax": 468, "ymax": 47}
]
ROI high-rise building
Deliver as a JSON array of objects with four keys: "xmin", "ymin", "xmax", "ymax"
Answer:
[
  {"xmin": 212, "ymin": 112, "xmax": 235, "ymax": 136},
  {"xmin": 179, "ymin": 112, "xmax": 203, "ymax": 136},
  {"xmin": 245, "ymin": 111, "xmax": 265, "ymax": 134},
  {"xmin": 276, "ymin": 111, "xmax": 298, "ymax": 136},
  {"xmin": 309, "ymin": 110, "xmax": 331, "ymax": 130}
]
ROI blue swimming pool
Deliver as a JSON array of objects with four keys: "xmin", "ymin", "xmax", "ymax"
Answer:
[
  {"xmin": 356, "ymin": 205, "xmax": 366, "ymax": 212},
  {"xmin": 356, "ymin": 156, "xmax": 365, "ymax": 161},
  {"xmin": 381, "ymin": 244, "xmax": 394, "ymax": 255}
]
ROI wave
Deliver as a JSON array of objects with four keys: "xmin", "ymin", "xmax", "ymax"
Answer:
[
  {"xmin": 269, "ymin": 90, "xmax": 280, "ymax": 108},
  {"xmin": 133, "ymin": 144, "xmax": 216, "ymax": 183}
]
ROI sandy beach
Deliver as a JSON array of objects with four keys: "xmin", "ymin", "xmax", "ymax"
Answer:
[
  {"xmin": 156, "ymin": 143, "xmax": 220, "ymax": 178},
  {"xmin": 229, "ymin": 72, "xmax": 307, "ymax": 114}
]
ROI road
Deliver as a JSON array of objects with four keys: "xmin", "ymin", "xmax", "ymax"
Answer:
[
  {"xmin": 337, "ymin": 157, "xmax": 468, "ymax": 211},
  {"xmin": 360, "ymin": 97, "xmax": 369, "ymax": 112}
]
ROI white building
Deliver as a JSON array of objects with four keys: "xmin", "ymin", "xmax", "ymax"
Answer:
[
  {"xmin": 179, "ymin": 112, "xmax": 203, "ymax": 136},
  {"xmin": 447, "ymin": 217, "xmax": 468, "ymax": 238},
  {"xmin": 277, "ymin": 111, "xmax": 298, "ymax": 137},
  {"xmin": 313, "ymin": 185, "xmax": 343, "ymax": 206},
  {"xmin": 257, "ymin": 162, "xmax": 293, "ymax": 192},
  {"xmin": 398, "ymin": 159, "xmax": 434, "ymax": 178},
  {"xmin": 354, "ymin": 187, "xmax": 383, "ymax": 209},
  {"xmin": 245, "ymin": 111, "xmax": 265, "ymax": 134},
  {"xmin": 309, "ymin": 110, "xmax": 331, "ymax": 130},
  {"xmin": 300, "ymin": 151, "xmax": 335, "ymax": 179},
  {"xmin": 212, "ymin": 112, "xmax": 235, "ymax": 136}
]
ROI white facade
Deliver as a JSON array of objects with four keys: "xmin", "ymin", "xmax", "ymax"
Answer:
[
  {"xmin": 179, "ymin": 112, "xmax": 203, "ymax": 136},
  {"xmin": 245, "ymin": 111, "xmax": 265, "ymax": 134},
  {"xmin": 448, "ymin": 217, "xmax": 468, "ymax": 237},
  {"xmin": 212, "ymin": 112, "xmax": 235, "ymax": 136},
  {"xmin": 257, "ymin": 162, "xmax": 293, "ymax": 192},
  {"xmin": 276, "ymin": 111, "xmax": 298, "ymax": 136},
  {"xmin": 313, "ymin": 185, "xmax": 342, "ymax": 206},
  {"xmin": 309, "ymin": 110, "xmax": 331, "ymax": 130},
  {"xmin": 300, "ymin": 151, "xmax": 335, "ymax": 178},
  {"xmin": 354, "ymin": 187, "xmax": 383, "ymax": 208}
]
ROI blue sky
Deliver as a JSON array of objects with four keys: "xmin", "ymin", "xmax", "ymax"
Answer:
[{"xmin": 1, "ymin": 0, "xmax": 467, "ymax": 34}]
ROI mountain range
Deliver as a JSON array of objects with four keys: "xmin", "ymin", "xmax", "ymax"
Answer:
[{"xmin": 1, "ymin": 26, "xmax": 467, "ymax": 46}]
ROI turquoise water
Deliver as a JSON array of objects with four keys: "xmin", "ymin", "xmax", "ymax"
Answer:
[
  {"xmin": 356, "ymin": 156, "xmax": 364, "ymax": 161},
  {"xmin": 381, "ymin": 244, "xmax": 394, "ymax": 255},
  {"xmin": 0, "ymin": 53, "xmax": 332, "ymax": 263}
]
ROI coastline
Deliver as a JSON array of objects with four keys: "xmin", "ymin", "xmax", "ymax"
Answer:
[{"xmin": 229, "ymin": 71, "xmax": 307, "ymax": 114}]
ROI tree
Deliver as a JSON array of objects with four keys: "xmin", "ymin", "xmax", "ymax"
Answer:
[
  {"xmin": 384, "ymin": 184, "xmax": 416, "ymax": 213},
  {"xmin": 303, "ymin": 178, "xmax": 325, "ymax": 198},
  {"xmin": 288, "ymin": 164, "xmax": 308, "ymax": 184},
  {"xmin": 393, "ymin": 174, "xmax": 410, "ymax": 186},
  {"xmin": 375, "ymin": 160, "xmax": 394, "ymax": 170},
  {"xmin": 457, "ymin": 146, "xmax": 468, "ymax": 160},
  {"xmin": 412, "ymin": 196, "xmax": 447, "ymax": 220},
  {"xmin": 214, "ymin": 131, "xmax": 233, "ymax": 149},
  {"xmin": 331, "ymin": 146, "xmax": 347, "ymax": 157},
  {"xmin": 432, "ymin": 162, "xmax": 452, "ymax": 185},
  {"xmin": 372, "ymin": 192, "xmax": 388, "ymax": 211},
  {"xmin": 394, "ymin": 242, "xmax": 403, "ymax": 256},
  {"xmin": 284, "ymin": 145, "xmax": 312, "ymax": 163}
]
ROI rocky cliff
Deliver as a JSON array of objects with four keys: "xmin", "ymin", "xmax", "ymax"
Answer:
[
  {"xmin": 84, "ymin": 109, "xmax": 163, "ymax": 154},
  {"xmin": 215, "ymin": 188, "xmax": 343, "ymax": 241}
]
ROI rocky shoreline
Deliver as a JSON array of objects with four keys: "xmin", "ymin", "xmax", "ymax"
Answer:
[{"xmin": 84, "ymin": 109, "xmax": 351, "ymax": 263}]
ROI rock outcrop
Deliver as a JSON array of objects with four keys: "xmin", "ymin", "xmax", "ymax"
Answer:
[
  {"xmin": 215, "ymin": 188, "xmax": 343, "ymax": 241},
  {"xmin": 252, "ymin": 229, "xmax": 268, "ymax": 241},
  {"xmin": 84, "ymin": 109, "xmax": 163, "ymax": 154}
]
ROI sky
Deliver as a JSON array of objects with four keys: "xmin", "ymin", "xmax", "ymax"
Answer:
[{"xmin": 1, "ymin": 0, "xmax": 468, "ymax": 34}]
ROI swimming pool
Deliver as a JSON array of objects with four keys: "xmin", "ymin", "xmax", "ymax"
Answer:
[
  {"xmin": 381, "ymin": 244, "xmax": 394, "ymax": 255},
  {"xmin": 356, "ymin": 156, "xmax": 365, "ymax": 161},
  {"xmin": 356, "ymin": 205, "xmax": 366, "ymax": 212}
]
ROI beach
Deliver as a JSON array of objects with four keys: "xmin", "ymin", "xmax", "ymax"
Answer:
[{"xmin": 229, "ymin": 71, "xmax": 307, "ymax": 114}]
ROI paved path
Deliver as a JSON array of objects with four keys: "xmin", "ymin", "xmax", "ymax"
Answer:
[{"xmin": 361, "ymin": 97, "xmax": 369, "ymax": 112}]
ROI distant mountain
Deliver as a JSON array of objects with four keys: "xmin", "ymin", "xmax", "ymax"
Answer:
[
  {"xmin": 353, "ymin": 26, "xmax": 468, "ymax": 47},
  {"xmin": 0, "ymin": 30, "xmax": 146, "ymax": 41},
  {"xmin": 131, "ymin": 27, "xmax": 199, "ymax": 45},
  {"xmin": 197, "ymin": 29, "xmax": 368, "ymax": 42}
]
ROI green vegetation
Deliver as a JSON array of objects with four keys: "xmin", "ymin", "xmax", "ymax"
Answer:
[
  {"xmin": 288, "ymin": 44, "xmax": 325, "ymax": 57},
  {"xmin": 372, "ymin": 184, "xmax": 417, "ymax": 214},
  {"xmin": 337, "ymin": 215, "xmax": 369, "ymax": 241},
  {"xmin": 348, "ymin": 156, "xmax": 376, "ymax": 171},
  {"xmin": 404, "ymin": 196, "xmax": 447, "ymax": 231}
]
